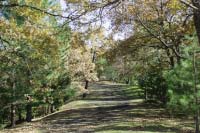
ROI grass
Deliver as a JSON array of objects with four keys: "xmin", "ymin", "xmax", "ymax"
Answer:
[
  {"xmin": 122, "ymin": 85, "xmax": 144, "ymax": 99},
  {"xmin": 1, "ymin": 82, "xmax": 195, "ymax": 133}
]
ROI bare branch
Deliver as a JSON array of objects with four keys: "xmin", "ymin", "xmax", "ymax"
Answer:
[
  {"xmin": 180, "ymin": 0, "xmax": 199, "ymax": 10},
  {"xmin": 135, "ymin": 14, "xmax": 171, "ymax": 48},
  {"xmin": 0, "ymin": 3, "xmax": 73, "ymax": 19},
  {"xmin": 135, "ymin": 14, "xmax": 184, "ymax": 58}
]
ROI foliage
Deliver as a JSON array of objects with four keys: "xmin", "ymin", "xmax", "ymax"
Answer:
[
  {"xmin": 138, "ymin": 68, "xmax": 167, "ymax": 104},
  {"xmin": 164, "ymin": 38, "xmax": 200, "ymax": 114},
  {"xmin": 95, "ymin": 57, "xmax": 107, "ymax": 78},
  {"xmin": 0, "ymin": 0, "xmax": 75, "ymax": 127},
  {"xmin": 1, "ymin": 0, "xmax": 200, "ymax": 130},
  {"xmin": 164, "ymin": 60, "xmax": 195, "ymax": 114},
  {"xmin": 102, "ymin": 65, "xmax": 119, "ymax": 81},
  {"xmin": 67, "ymin": 35, "xmax": 98, "ymax": 82}
]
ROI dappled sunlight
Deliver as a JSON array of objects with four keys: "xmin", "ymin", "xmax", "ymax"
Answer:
[
  {"xmin": 1, "ymin": 0, "xmax": 200, "ymax": 132},
  {"xmin": 2, "ymin": 82, "xmax": 195, "ymax": 133}
]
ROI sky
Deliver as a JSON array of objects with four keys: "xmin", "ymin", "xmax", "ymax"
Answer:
[
  {"xmin": 59, "ymin": 0, "xmax": 133, "ymax": 43},
  {"xmin": 60, "ymin": 0, "xmax": 67, "ymax": 10}
]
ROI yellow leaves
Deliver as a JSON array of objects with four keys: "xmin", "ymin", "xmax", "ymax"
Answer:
[
  {"xmin": 14, "ymin": 1, "xmax": 60, "ymax": 25},
  {"xmin": 66, "ymin": 0, "xmax": 81, "ymax": 3},
  {"xmin": 67, "ymin": 47, "xmax": 98, "ymax": 81},
  {"xmin": 66, "ymin": 0, "xmax": 89, "ymax": 5},
  {"xmin": 167, "ymin": 0, "xmax": 181, "ymax": 9},
  {"xmin": 0, "ymin": 15, "xmax": 59, "ymax": 60},
  {"xmin": 18, "ymin": 8, "xmax": 43, "ymax": 23},
  {"xmin": 133, "ymin": 0, "xmax": 158, "ymax": 21},
  {"xmin": 167, "ymin": 0, "xmax": 187, "ymax": 14},
  {"xmin": 0, "ymin": 18, "xmax": 19, "ymax": 40},
  {"xmin": 71, "ymin": 32, "xmax": 87, "ymax": 51}
]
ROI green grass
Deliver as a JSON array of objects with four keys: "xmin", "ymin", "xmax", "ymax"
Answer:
[
  {"xmin": 96, "ymin": 131, "xmax": 171, "ymax": 133},
  {"xmin": 94, "ymin": 118, "xmax": 194, "ymax": 133},
  {"xmin": 122, "ymin": 85, "xmax": 144, "ymax": 99},
  {"xmin": 1, "ymin": 82, "xmax": 195, "ymax": 133}
]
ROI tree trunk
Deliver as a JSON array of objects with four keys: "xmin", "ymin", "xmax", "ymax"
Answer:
[
  {"xmin": 126, "ymin": 78, "xmax": 129, "ymax": 84},
  {"xmin": 192, "ymin": 2, "xmax": 200, "ymax": 132},
  {"xmin": 85, "ymin": 80, "xmax": 89, "ymax": 89},
  {"xmin": 18, "ymin": 109, "xmax": 22, "ymax": 122},
  {"xmin": 44, "ymin": 106, "xmax": 48, "ymax": 115},
  {"xmin": 193, "ymin": 51, "xmax": 200, "ymax": 133},
  {"xmin": 48, "ymin": 104, "xmax": 51, "ymax": 114},
  {"xmin": 144, "ymin": 87, "xmax": 148, "ymax": 100},
  {"xmin": 82, "ymin": 80, "xmax": 89, "ymax": 98},
  {"xmin": 195, "ymin": 111, "xmax": 200, "ymax": 133},
  {"xmin": 10, "ymin": 104, "xmax": 15, "ymax": 127},
  {"xmin": 11, "ymin": 71, "xmax": 16, "ymax": 127},
  {"xmin": 176, "ymin": 45, "xmax": 181, "ymax": 65},
  {"xmin": 26, "ymin": 103, "xmax": 32, "ymax": 122},
  {"xmin": 50, "ymin": 104, "xmax": 54, "ymax": 113},
  {"xmin": 192, "ymin": 0, "xmax": 200, "ymax": 44}
]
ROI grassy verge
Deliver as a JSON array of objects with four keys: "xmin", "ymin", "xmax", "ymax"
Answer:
[{"xmin": 122, "ymin": 85, "xmax": 144, "ymax": 100}]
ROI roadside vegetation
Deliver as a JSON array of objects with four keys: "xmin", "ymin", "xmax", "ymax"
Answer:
[{"xmin": 1, "ymin": 0, "xmax": 200, "ymax": 132}]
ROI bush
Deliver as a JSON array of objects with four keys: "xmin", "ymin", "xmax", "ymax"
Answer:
[
  {"xmin": 138, "ymin": 68, "xmax": 167, "ymax": 104},
  {"xmin": 164, "ymin": 60, "xmax": 197, "ymax": 115}
]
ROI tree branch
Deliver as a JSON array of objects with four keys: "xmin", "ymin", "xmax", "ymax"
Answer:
[
  {"xmin": 0, "ymin": 3, "xmax": 73, "ymax": 19},
  {"xmin": 135, "ymin": 14, "xmax": 183, "ymax": 58},
  {"xmin": 180, "ymin": 0, "xmax": 199, "ymax": 10}
]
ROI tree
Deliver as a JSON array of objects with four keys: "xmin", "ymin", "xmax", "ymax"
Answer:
[
  {"xmin": 67, "ymin": 43, "xmax": 98, "ymax": 84},
  {"xmin": 0, "ymin": 0, "xmax": 73, "ymax": 127},
  {"xmin": 191, "ymin": 0, "xmax": 200, "ymax": 44}
]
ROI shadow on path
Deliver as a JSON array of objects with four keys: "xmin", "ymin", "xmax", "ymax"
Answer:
[
  {"xmin": 38, "ymin": 102, "xmax": 183, "ymax": 133},
  {"xmin": 2, "ymin": 82, "xmax": 194, "ymax": 133}
]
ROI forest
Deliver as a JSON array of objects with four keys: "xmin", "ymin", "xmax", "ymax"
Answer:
[{"xmin": 1, "ymin": 0, "xmax": 200, "ymax": 133}]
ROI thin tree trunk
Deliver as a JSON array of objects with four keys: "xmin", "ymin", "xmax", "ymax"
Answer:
[
  {"xmin": 45, "ymin": 106, "xmax": 48, "ymax": 115},
  {"xmin": 176, "ymin": 45, "xmax": 181, "ymax": 65},
  {"xmin": 85, "ymin": 80, "xmax": 89, "ymax": 89},
  {"xmin": 11, "ymin": 74, "xmax": 16, "ymax": 127},
  {"xmin": 18, "ymin": 108, "xmax": 22, "ymax": 122},
  {"xmin": 126, "ymin": 78, "xmax": 129, "ymax": 84},
  {"xmin": 10, "ymin": 104, "xmax": 15, "ymax": 127},
  {"xmin": 193, "ymin": 51, "xmax": 199, "ymax": 133},
  {"xmin": 83, "ymin": 80, "xmax": 89, "ymax": 98},
  {"xmin": 196, "ymin": 110, "xmax": 200, "ymax": 133},
  {"xmin": 192, "ymin": 0, "xmax": 200, "ymax": 44},
  {"xmin": 144, "ymin": 87, "xmax": 148, "ymax": 100},
  {"xmin": 26, "ymin": 103, "xmax": 32, "ymax": 122},
  {"xmin": 50, "ymin": 104, "xmax": 54, "ymax": 113},
  {"xmin": 192, "ymin": 2, "xmax": 200, "ymax": 131},
  {"xmin": 48, "ymin": 104, "xmax": 51, "ymax": 114}
]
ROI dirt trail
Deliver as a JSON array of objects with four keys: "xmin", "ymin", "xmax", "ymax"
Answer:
[{"xmin": 1, "ymin": 81, "xmax": 194, "ymax": 133}]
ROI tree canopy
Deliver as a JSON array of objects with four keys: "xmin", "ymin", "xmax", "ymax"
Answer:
[{"xmin": 1, "ymin": 0, "xmax": 200, "ymax": 132}]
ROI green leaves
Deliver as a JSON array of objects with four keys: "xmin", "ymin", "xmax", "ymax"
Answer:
[
  {"xmin": 0, "ymin": 0, "xmax": 74, "ymax": 125},
  {"xmin": 164, "ymin": 39, "xmax": 200, "ymax": 114}
]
